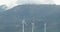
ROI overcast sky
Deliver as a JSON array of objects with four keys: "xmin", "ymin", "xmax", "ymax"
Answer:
[{"xmin": 0, "ymin": 0, "xmax": 60, "ymax": 9}]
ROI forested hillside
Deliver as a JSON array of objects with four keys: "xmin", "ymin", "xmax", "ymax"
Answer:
[{"xmin": 0, "ymin": 5, "xmax": 60, "ymax": 32}]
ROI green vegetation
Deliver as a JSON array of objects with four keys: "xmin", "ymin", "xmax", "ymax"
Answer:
[{"xmin": 0, "ymin": 5, "xmax": 60, "ymax": 32}]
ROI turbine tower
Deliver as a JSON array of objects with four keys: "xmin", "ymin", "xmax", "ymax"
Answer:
[
  {"xmin": 32, "ymin": 23, "xmax": 35, "ymax": 32},
  {"xmin": 22, "ymin": 16, "xmax": 27, "ymax": 32},
  {"xmin": 31, "ymin": 17, "xmax": 35, "ymax": 32},
  {"xmin": 22, "ymin": 19, "xmax": 25, "ymax": 32},
  {"xmin": 44, "ymin": 23, "xmax": 47, "ymax": 32}
]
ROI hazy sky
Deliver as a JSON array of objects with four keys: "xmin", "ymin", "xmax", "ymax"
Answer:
[
  {"xmin": 0, "ymin": 0, "xmax": 17, "ymax": 8},
  {"xmin": 0, "ymin": 0, "xmax": 60, "ymax": 9}
]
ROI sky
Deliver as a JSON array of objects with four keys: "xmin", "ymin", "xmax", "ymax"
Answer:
[
  {"xmin": 0, "ymin": 0, "xmax": 60, "ymax": 9},
  {"xmin": 0, "ymin": 0, "xmax": 17, "ymax": 9}
]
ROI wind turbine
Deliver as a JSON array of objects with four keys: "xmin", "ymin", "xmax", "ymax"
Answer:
[
  {"xmin": 22, "ymin": 17, "xmax": 28, "ymax": 32},
  {"xmin": 31, "ymin": 17, "xmax": 35, "ymax": 32},
  {"xmin": 31, "ymin": 23, "xmax": 35, "ymax": 32},
  {"xmin": 44, "ymin": 23, "xmax": 47, "ymax": 32},
  {"xmin": 22, "ymin": 19, "xmax": 25, "ymax": 32}
]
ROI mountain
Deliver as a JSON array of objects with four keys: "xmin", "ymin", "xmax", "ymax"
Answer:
[
  {"xmin": 0, "ymin": 4, "xmax": 60, "ymax": 32},
  {"xmin": 0, "ymin": 5, "xmax": 7, "ymax": 12}
]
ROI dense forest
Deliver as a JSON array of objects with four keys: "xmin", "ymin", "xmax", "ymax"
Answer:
[{"xmin": 0, "ymin": 5, "xmax": 60, "ymax": 32}]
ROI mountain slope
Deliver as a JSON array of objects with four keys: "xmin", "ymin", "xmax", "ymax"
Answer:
[{"xmin": 0, "ymin": 5, "xmax": 60, "ymax": 32}]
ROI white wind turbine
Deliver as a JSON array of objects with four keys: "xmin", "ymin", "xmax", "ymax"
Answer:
[
  {"xmin": 22, "ymin": 19, "xmax": 25, "ymax": 32},
  {"xmin": 44, "ymin": 23, "xmax": 47, "ymax": 32},
  {"xmin": 31, "ymin": 22, "xmax": 35, "ymax": 32},
  {"xmin": 31, "ymin": 17, "xmax": 35, "ymax": 32},
  {"xmin": 22, "ymin": 18, "xmax": 28, "ymax": 32}
]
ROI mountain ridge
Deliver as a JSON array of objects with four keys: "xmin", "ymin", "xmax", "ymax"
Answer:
[{"xmin": 0, "ymin": 5, "xmax": 60, "ymax": 32}]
